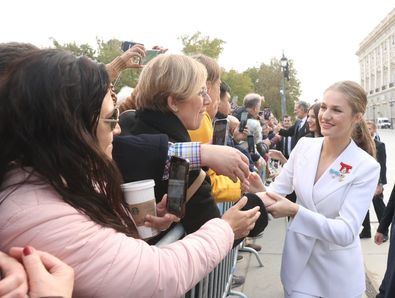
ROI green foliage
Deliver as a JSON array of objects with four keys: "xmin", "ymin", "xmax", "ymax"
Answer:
[
  {"xmin": 221, "ymin": 70, "xmax": 254, "ymax": 105},
  {"xmin": 244, "ymin": 58, "xmax": 301, "ymax": 118},
  {"xmin": 179, "ymin": 32, "xmax": 225, "ymax": 59},
  {"xmin": 51, "ymin": 38, "xmax": 141, "ymax": 91},
  {"xmin": 51, "ymin": 35, "xmax": 302, "ymax": 111},
  {"xmin": 50, "ymin": 38, "xmax": 96, "ymax": 59}
]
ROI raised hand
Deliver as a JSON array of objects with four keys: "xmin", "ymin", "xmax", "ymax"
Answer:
[{"xmin": 120, "ymin": 44, "xmax": 146, "ymax": 68}]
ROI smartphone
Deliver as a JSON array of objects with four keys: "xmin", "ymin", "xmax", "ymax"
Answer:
[
  {"xmin": 247, "ymin": 134, "xmax": 255, "ymax": 154},
  {"xmin": 121, "ymin": 41, "xmax": 140, "ymax": 52},
  {"xmin": 212, "ymin": 119, "xmax": 228, "ymax": 145},
  {"xmin": 167, "ymin": 156, "xmax": 190, "ymax": 218},
  {"xmin": 263, "ymin": 107, "xmax": 271, "ymax": 120},
  {"xmin": 141, "ymin": 49, "xmax": 160, "ymax": 65},
  {"xmin": 239, "ymin": 111, "xmax": 249, "ymax": 132}
]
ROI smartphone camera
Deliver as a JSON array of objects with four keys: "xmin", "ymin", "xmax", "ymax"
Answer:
[
  {"xmin": 167, "ymin": 156, "xmax": 190, "ymax": 218},
  {"xmin": 247, "ymin": 135, "xmax": 255, "ymax": 154},
  {"xmin": 263, "ymin": 108, "xmax": 271, "ymax": 120},
  {"xmin": 239, "ymin": 112, "xmax": 249, "ymax": 132},
  {"xmin": 121, "ymin": 41, "xmax": 138, "ymax": 52},
  {"xmin": 212, "ymin": 119, "xmax": 228, "ymax": 146}
]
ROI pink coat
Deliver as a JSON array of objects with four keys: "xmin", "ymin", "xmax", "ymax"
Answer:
[{"xmin": 0, "ymin": 169, "xmax": 234, "ymax": 298}]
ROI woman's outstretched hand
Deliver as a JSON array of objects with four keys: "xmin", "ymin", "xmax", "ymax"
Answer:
[
  {"xmin": 265, "ymin": 192, "xmax": 299, "ymax": 218},
  {"xmin": 222, "ymin": 197, "xmax": 261, "ymax": 239},
  {"xmin": 201, "ymin": 144, "xmax": 250, "ymax": 183}
]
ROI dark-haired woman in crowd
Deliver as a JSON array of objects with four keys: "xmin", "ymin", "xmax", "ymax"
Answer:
[
  {"xmin": 0, "ymin": 49, "xmax": 260, "ymax": 297},
  {"xmin": 305, "ymin": 102, "xmax": 323, "ymax": 138},
  {"xmin": 269, "ymin": 102, "xmax": 323, "ymax": 165}
]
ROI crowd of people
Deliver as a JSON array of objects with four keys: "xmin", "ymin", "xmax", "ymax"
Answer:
[{"xmin": 0, "ymin": 41, "xmax": 394, "ymax": 298}]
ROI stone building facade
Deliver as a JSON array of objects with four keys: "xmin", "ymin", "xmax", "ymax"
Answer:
[{"xmin": 356, "ymin": 8, "xmax": 395, "ymax": 126}]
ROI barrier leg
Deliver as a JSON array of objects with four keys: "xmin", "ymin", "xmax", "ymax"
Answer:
[{"xmin": 239, "ymin": 247, "xmax": 264, "ymax": 267}]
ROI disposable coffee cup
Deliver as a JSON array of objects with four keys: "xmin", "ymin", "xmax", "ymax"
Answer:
[{"xmin": 121, "ymin": 179, "xmax": 159, "ymax": 239}]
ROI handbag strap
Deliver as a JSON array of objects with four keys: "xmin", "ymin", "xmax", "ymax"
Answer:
[{"xmin": 186, "ymin": 169, "xmax": 206, "ymax": 202}]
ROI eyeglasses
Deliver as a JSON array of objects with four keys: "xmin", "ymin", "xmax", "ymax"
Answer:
[
  {"xmin": 102, "ymin": 107, "xmax": 120, "ymax": 131},
  {"xmin": 198, "ymin": 88, "xmax": 209, "ymax": 98}
]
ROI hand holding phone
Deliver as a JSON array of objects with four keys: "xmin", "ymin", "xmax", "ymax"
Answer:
[{"xmin": 167, "ymin": 156, "xmax": 190, "ymax": 218}]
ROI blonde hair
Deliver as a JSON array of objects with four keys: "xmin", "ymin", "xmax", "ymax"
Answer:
[
  {"xmin": 135, "ymin": 54, "xmax": 207, "ymax": 112},
  {"xmin": 119, "ymin": 91, "xmax": 137, "ymax": 113},
  {"xmin": 192, "ymin": 54, "xmax": 220, "ymax": 83},
  {"xmin": 325, "ymin": 81, "xmax": 375, "ymax": 157}
]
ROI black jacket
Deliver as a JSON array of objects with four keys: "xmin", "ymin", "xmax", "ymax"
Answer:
[
  {"xmin": 125, "ymin": 109, "xmax": 221, "ymax": 235},
  {"xmin": 378, "ymin": 184, "xmax": 395, "ymax": 234},
  {"xmin": 375, "ymin": 139, "xmax": 387, "ymax": 185},
  {"xmin": 113, "ymin": 134, "xmax": 169, "ymax": 182},
  {"xmin": 279, "ymin": 118, "xmax": 309, "ymax": 150}
]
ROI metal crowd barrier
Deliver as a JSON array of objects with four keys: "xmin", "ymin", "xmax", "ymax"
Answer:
[{"xmin": 156, "ymin": 202, "xmax": 247, "ymax": 298}]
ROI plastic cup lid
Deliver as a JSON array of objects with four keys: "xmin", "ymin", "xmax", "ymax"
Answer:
[{"xmin": 121, "ymin": 179, "xmax": 155, "ymax": 191}]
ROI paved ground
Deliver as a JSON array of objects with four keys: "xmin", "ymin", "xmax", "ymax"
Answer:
[{"xmin": 231, "ymin": 129, "xmax": 395, "ymax": 298}]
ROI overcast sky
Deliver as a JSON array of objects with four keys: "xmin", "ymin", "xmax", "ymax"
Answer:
[{"xmin": 1, "ymin": 0, "xmax": 394, "ymax": 102}]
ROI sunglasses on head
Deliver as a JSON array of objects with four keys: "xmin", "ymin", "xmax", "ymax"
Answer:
[{"xmin": 102, "ymin": 107, "xmax": 120, "ymax": 131}]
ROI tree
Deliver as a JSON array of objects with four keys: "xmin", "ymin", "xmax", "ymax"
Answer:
[
  {"xmin": 51, "ymin": 38, "xmax": 141, "ymax": 92},
  {"xmin": 221, "ymin": 69, "xmax": 254, "ymax": 105},
  {"xmin": 50, "ymin": 38, "xmax": 96, "ymax": 59},
  {"xmin": 179, "ymin": 32, "xmax": 225, "ymax": 59},
  {"xmin": 244, "ymin": 58, "xmax": 301, "ymax": 118}
]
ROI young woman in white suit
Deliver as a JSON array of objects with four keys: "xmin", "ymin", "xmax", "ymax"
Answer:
[{"xmin": 260, "ymin": 81, "xmax": 380, "ymax": 298}]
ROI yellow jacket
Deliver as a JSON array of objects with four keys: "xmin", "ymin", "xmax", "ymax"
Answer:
[{"xmin": 188, "ymin": 112, "xmax": 241, "ymax": 202}]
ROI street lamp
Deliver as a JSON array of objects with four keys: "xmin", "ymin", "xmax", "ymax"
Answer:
[
  {"xmin": 372, "ymin": 104, "xmax": 376, "ymax": 122},
  {"xmin": 280, "ymin": 53, "xmax": 289, "ymax": 117}
]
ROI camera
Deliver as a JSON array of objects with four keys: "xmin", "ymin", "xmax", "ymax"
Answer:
[
  {"xmin": 167, "ymin": 156, "xmax": 190, "ymax": 218},
  {"xmin": 121, "ymin": 41, "xmax": 140, "ymax": 52},
  {"xmin": 263, "ymin": 108, "xmax": 271, "ymax": 120},
  {"xmin": 239, "ymin": 112, "xmax": 249, "ymax": 132}
]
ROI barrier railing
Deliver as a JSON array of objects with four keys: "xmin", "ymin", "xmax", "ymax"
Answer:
[{"xmin": 156, "ymin": 202, "xmax": 247, "ymax": 298}]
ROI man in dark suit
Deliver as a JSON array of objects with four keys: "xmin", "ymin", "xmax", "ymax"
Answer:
[
  {"xmin": 278, "ymin": 101, "xmax": 310, "ymax": 152},
  {"xmin": 375, "ymin": 184, "xmax": 395, "ymax": 298},
  {"xmin": 276, "ymin": 101, "xmax": 309, "ymax": 204},
  {"xmin": 275, "ymin": 115, "xmax": 293, "ymax": 159},
  {"xmin": 360, "ymin": 121, "xmax": 388, "ymax": 239}
]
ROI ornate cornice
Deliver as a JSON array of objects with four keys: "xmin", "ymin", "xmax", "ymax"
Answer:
[{"xmin": 356, "ymin": 8, "xmax": 395, "ymax": 56}]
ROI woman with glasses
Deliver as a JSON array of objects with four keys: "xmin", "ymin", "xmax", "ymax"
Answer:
[
  {"xmin": 126, "ymin": 54, "xmax": 267, "ymax": 239},
  {"xmin": 0, "ymin": 49, "xmax": 260, "ymax": 297}
]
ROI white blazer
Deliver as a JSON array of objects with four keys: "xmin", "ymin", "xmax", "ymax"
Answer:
[{"xmin": 267, "ymin": 137, "xmax": 379, "ymax": 297}]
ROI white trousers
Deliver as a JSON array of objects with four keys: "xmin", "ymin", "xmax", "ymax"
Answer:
[{"xmin": 285, "ymin": 290, "xmax": 362, "ymax": 298}]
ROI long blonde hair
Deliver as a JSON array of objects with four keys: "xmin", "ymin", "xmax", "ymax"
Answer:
[{"xmin": 325, "ymin": 81, "xmax": 376, "ymax": 157}]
